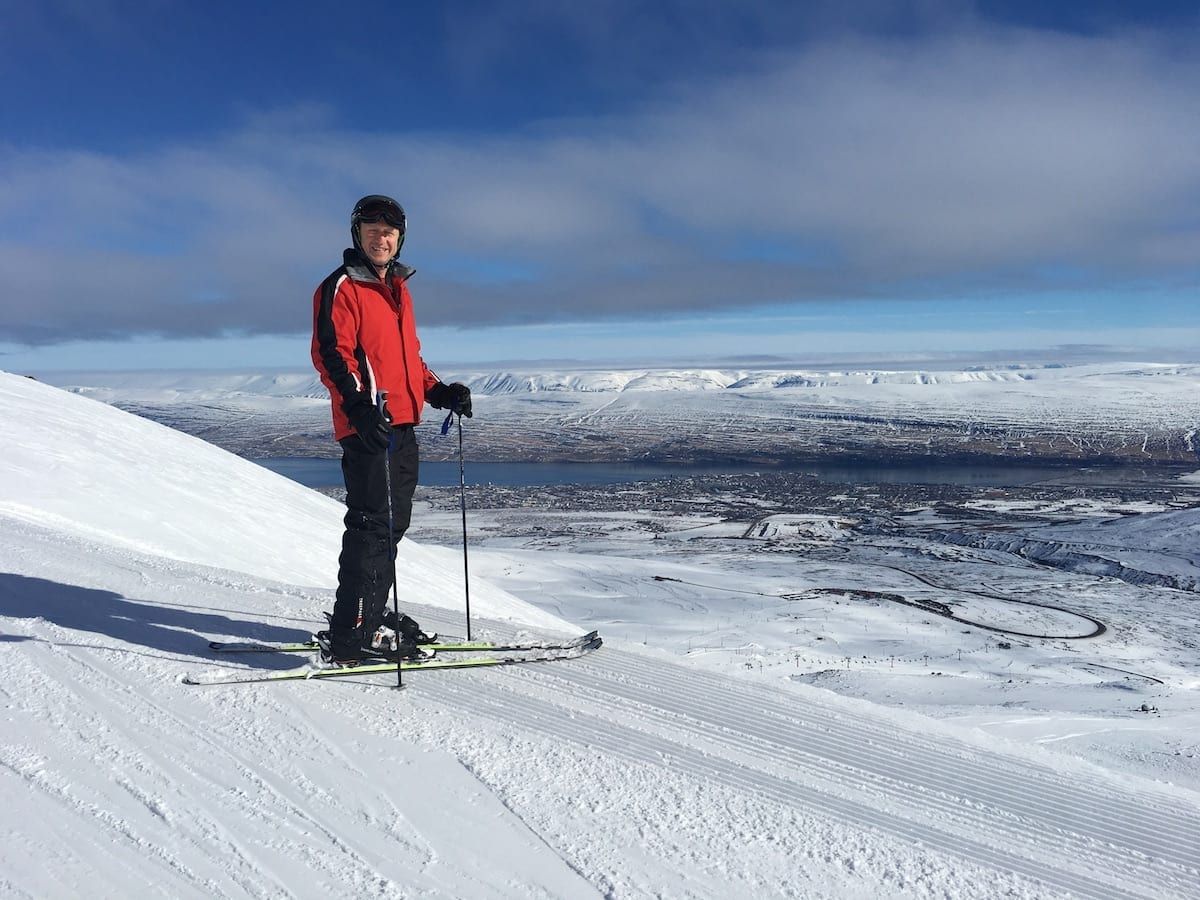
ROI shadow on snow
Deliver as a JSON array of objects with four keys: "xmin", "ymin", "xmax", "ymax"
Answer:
[{"xmin": 0, "ymin": 572, "xmax": 311, "ymax": 665}]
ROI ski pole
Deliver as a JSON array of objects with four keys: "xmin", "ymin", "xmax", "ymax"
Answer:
[
  {"xmin": 379, "ymin": 392, "xmax": 403, "ymax": 690},
  {"xmin": 442, "ymin": 408, "xmax": 472, "ymax": 641}
]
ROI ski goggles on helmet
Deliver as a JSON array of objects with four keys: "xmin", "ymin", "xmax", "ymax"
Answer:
[{"xmin": 352, "ymin": 195, "xmax": 406, "ymax": 231}]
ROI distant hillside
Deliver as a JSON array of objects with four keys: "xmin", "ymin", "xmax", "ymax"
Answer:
[{"xmin": 36, "ymin": 361, "xmax": 1200, "ymax": 465}]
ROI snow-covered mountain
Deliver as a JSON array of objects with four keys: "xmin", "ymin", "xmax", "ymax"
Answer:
[
  {"xmin": 2, "ymin": 370, "xmax": 1198, "ymax": 898},
  {"xmin": 468, "ymin": 368, "xmax": 740, "ymax": 393},
  {"xmin": 43, "ymin": 360, "xmax": 1200, "ymax": 465},
  {"xmin": 49, "ymin": 360, "xmax": 1198, "ymax": 398}
]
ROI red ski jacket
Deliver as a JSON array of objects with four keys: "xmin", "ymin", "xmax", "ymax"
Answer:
[{"xmin": 311, "ymin": 250, "xmax": 440, "ymax": 441}]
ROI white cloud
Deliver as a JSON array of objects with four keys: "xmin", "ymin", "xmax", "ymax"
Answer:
[{"xmin": 1, "ymin": 25, "xmax": 1197, "ymax": 345}]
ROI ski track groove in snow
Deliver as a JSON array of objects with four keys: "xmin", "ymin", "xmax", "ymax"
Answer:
[
  {"xmin": 412, "ymin": 645, "xmax": 1197, "ymax": 900},
  {"xmin": 520, "ymin": 663, "xmax": 1168, "ymax": 872},
  {"xmin": 480, "ymin": 687, "xmax": 1117, "ymax": 899},
  {"xmin": 4, "ymin": 647, "xmax": 244, "ymax": 898},
  {"xmin": 20, "ymin": 634, "xmax": 419, "ymax": 899},
  {"xmin": 421, "ymin": 669, "xmax": 1083, "ymax": 898},
  {"xmin": 412, "ymin": 679, "xmax": 917, "ymax": 899},
  {"xmin": 575, "ymin": 650, "xmax": 1200, "ymax": 864},
  {"xmin": 0, "ymin": 752, "xmax": 187, "ymax": 899},
  {"xmin": 42, "ymin": 645, "xmax": 355, "ymax": 898},
  {"xmin": 579, "ymin": 652, "xmax": 1200, "ymax": 878}
]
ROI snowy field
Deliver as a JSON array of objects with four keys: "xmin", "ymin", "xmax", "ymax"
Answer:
[
  {"xmin": 2, "ymin": 370, "xmax": 1200, "ymax": 898},
  {"xmin": 408, "ymin": 472, "xmax": 1200, "ymax": 790}
]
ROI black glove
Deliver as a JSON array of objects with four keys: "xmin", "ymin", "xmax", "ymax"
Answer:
[
  {"xmin": 427, "ymin": 382, "xmax": 473, "ymax": 418},
  {"xmin": 344, "ymin": 392, "xmax": 392, "ymax": 452}
]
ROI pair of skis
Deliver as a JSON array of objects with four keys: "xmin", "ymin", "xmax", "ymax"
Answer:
[{"xmin": 183, "ymin": 630, "xmax": 601, "ymax": 686}]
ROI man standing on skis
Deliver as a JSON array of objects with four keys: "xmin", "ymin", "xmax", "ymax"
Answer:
[{"xmin": 311, "ymin": 194, "xmax": 472, "ymax": 666}]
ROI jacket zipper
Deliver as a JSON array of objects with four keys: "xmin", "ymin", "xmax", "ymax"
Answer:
[{"xmin": 379, "ymin": 267, "xmax": 422, "ymax": 421}]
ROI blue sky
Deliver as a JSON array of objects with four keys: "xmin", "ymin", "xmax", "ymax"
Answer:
[{"xmin": 1, "ymin": 1, "xmax": 1198, "ymax": 371}]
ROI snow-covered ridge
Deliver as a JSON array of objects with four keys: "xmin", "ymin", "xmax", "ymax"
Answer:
[
  {"xmin": 727, "ymin": 368, "xmax": 1037, "ymax": 389},
  {"xmin": 46, "ymin": 360, "xmax": 1199, "ymax": 399},
  {"xmin": 458, "ymin": 365, "xmax": 1059, "ymax": 393},
  {"xmin": 36, "ymin": 360, "xmax": 1200, "ymax": 464},
  {"xmin": 54, "ymin": 370, "xmax": 330, "ymax": 403},
  {"xmin": 423, "ymin": 362, "xmax": 1200, "ymax": 394},
  {"xmin": 471, "ymin": 369, "xmax": 741, "ymax": 393}
]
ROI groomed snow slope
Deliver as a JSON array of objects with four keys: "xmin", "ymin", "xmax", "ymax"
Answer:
[
  {"xmin": 1, "ymin": 372, "xmax": 1198, "ymax": 898},
  {"xmin": 0, "ymin": 373, "xmax": 569, "ymax": 631}
]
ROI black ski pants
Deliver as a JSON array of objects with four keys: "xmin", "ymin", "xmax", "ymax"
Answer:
[{"xmin": 328, "ymin": 426, "xmax": 419, "ymax": 646}]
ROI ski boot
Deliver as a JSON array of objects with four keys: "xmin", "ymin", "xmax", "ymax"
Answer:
[
  {"xmin": 316, "ymin": 630, "xmax": 434, "ymax": 668},
  {"xmin": 378, "ymin": 609, "xmax": 437, "ymax": 646}
]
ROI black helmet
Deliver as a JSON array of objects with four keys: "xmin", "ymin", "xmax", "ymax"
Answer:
[{"xmin": 351, "ymin": 194, "xmax": 406, "ymax": 259}]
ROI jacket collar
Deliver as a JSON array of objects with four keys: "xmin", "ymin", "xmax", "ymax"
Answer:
[{"xmin": 342, "ymin": 248, "xmax": 416, "ymax": 284}]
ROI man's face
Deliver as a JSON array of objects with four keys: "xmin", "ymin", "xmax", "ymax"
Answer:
[{"xmin": 359, "ymin": 221, "xmax": 400, "ymax": 267}]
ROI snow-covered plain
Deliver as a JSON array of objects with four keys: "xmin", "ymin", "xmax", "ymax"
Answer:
[{"xmin": 3, "ymin": 370, "xmax": 1200, "ymax": 898}]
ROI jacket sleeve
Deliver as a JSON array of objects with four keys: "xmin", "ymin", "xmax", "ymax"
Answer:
[
  {"xmin": 312, "ymin": 273, "xmax": 366, "ymax": 404},
  {"xmin": 423, "ymin": 360, "xmax": 440, "ymax": 393}
]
